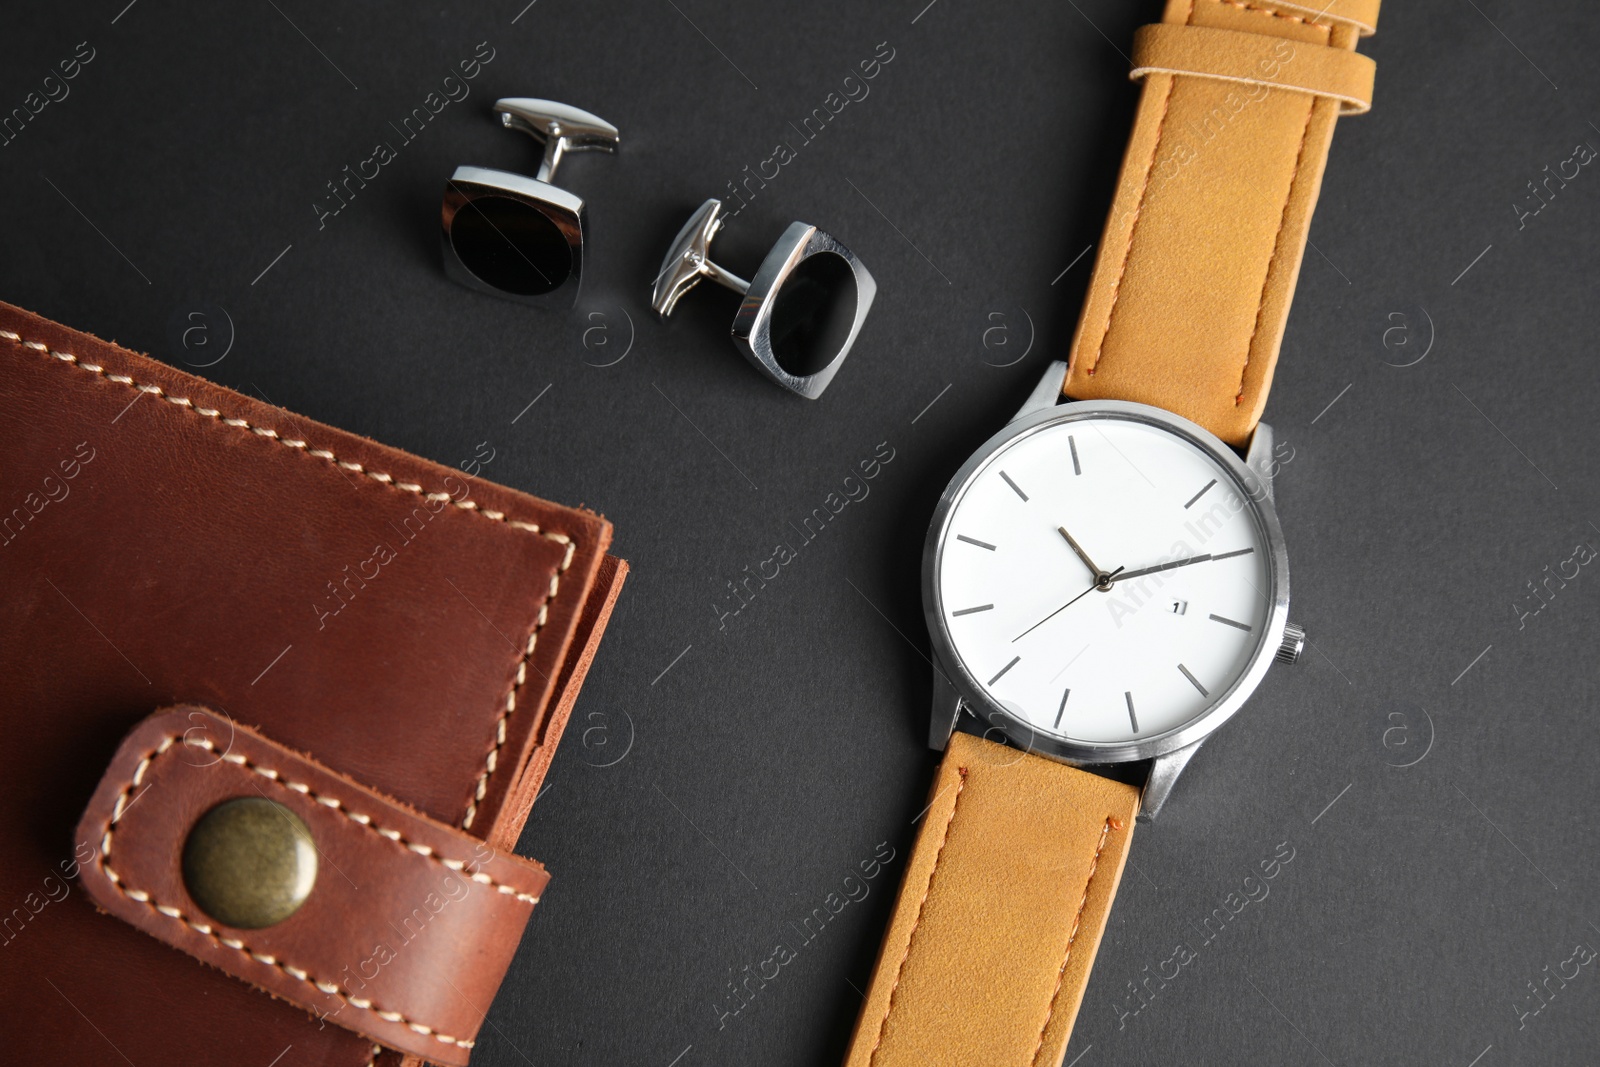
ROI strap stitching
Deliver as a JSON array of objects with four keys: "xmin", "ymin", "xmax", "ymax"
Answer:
[
  {"xmin": 1087, "ymin": 76, "xmax": 1179, "ymax": 376},
  {"xmin": 1028, "ymin": 815, "xmax": 1122, "ymax": 1067},
  {"xmin": 111, "ymin": 732, "xmax": 543, "ymax": 901},
  {"xmin": 97, "ymin": 734, "xmax": 488, "ymax": 1050},
  {"xmin": 1087, "ymin": 0, "xmax": 1196, "ymax": 375},
  {"xmin": 864, "ymin": 767, "xmax": 968, "ymax": 1067},
  {"xmin": 1235, "ymin": 77, "xmax": 1320, "ymax": 406},
  {"xmin": 1217, "ymin": 0, "xmax": 1332, "ymax": 30},
  {"xmin": 2, "ymin": 329, "xmax": 574, "ymax": 832}
]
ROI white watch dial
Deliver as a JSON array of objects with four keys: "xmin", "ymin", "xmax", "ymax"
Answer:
[{"xmin": 936, "ymin": 414, "xmax": 1273, "ymax": 747}]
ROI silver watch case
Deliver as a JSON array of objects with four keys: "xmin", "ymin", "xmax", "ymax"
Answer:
[{"xmin": 921, "ymin": 395, "xmax": 1291, "ymax": 769}]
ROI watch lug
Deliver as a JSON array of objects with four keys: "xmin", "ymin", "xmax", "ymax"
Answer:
[
  {"xmin": 1139, "ymin": 739, "xmax": 1205, "ymax": 821},
  {"xmin": 1007, "ymin": 360, "xmax": 1069, "ymax": 425},
  {"xmin": 1244, "ymin": 420, "xmax": 1275, "ymax": 501},
  {"xmin": 929, "ymin": 659, "xmax": 962, "ymax": 752}
]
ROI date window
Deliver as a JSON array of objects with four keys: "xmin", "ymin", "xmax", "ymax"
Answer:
[{"xmin": 1169, "ymin": 599, "xmax": 1188, "ymax": 616}]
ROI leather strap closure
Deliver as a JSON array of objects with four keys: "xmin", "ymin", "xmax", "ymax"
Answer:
[
  {"xmin": 75, "ymin": 707, "xmax": 551, "ymax": 1066},
  {"xmin": 1132, "ymin": 23, "xmax": 1375, "ymax": 113},
  {"xmin": 842, "ymin": 733, "xmax": 1139, "ymax": 1067}
]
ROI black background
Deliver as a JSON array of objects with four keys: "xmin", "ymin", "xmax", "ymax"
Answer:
[{"xmin": 4, "ymin": 1, "xmax": 1599, "ymax": 1065}]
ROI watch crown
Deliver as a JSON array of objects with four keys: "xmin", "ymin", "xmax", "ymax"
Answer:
[{"xmin": 1276, "ymin": 621, "xmax": 1306, "ymax": 665}]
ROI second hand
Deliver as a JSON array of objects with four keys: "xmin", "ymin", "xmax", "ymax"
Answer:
[{"xmin": 1012, "ymin": 565, "xmax": 1125, "ymax": 644}]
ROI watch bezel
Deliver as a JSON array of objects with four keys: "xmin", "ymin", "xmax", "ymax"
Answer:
[{"xmin": 921, "ymin": 398, "xmax": 1290, "ymax": 766}]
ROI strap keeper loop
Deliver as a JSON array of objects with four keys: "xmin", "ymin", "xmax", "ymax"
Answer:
[{"xmin": 1131, "ymin": 23, "xmax": 1376, "ymax": 114}]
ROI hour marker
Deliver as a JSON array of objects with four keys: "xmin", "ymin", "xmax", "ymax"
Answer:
[
  {"xmin": 999, "ymin": 470, "xmax": 1029, "ymax": 501},
  {"xmin": 957, "ymin": 534, "xmax": 997, "ymax": 551},
  {"xmin": 988, "ymin": 656, "xmax": 1021, "ymax": 685},
  {"xmin": 952, "ymin": 604, "xmax": 994, "ymax": 617},
  {"xmin": 1178, "ymin": 663, "xmax": 1209, "ymax": 696},
  {"xmin": 1124, "ymin": 691, "xmax": 1139, "ymax": 733},
  {"xmin": 1211, "ymin": 547, "xmax": 1255, "ymax": 561},
  {"xmin": 1054, "ymin": 687, "xmax": 1071, "ymax": 728},
  {"xmin": 1209, "ymin": 613, "xmax": 1253, "ymax": 632},
  {"xmin": 1183, "ymin": 479, "xmax": 1217, "ymax": 509},
  {"xmin": 1069, "ymin": 435, "xmax": 1081, "ymax": 476}
]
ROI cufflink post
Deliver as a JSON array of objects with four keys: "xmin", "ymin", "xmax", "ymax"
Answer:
[
  {"xmin": 495, "ymin": 99, "xmax": 620, "ymax": 183},
  {"xmin": 703, "ymin": 261, "xmax": 752, "ymax": 295},
  {"xmin": 651, "ymin": 199, "xmax": 747, "ymax": 314}
]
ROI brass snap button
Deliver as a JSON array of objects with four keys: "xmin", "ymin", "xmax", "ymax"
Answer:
[{"xmin": 181, "ymin": 797, "xmax": 317, "ymax": 929}]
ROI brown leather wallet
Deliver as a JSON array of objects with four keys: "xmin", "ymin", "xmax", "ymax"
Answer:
[{"xmin": 0, "ymin": 301, "xmax": 627, "ymax": 1066}]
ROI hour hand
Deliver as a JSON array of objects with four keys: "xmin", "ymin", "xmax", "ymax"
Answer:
[{"xmin": 1057, "ymin": 525, "xmax": 1107, "ymax": 584}]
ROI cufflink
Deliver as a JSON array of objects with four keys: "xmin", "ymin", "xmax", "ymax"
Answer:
[
  {"xmin": 442, "ymin": 98, "xmax": 619, "ymax": 308},
  {"xmin": 651, "ymin": 198, "xmax": 875, "ymax": 399}
]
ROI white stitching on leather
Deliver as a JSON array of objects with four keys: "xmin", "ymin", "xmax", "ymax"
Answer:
[
  {"xmin": 151, "ymin": 734, "xmax": 540, "ymax": 902},
  {"xmin": 93, "ymin": 731, "xmax": 552, "ymax": 1052},
  {"xmin": 3, "ymin": 329, "xmax": 578, "ymax": 831},
  {"xmin": 1217, "ymin": 0, "xmax": 1331, "ymax": 30}
]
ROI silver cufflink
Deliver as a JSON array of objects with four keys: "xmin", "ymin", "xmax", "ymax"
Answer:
[
  {"xmin": 442, "ymin": 98, "xmax": 619, "ymax": 308},
  {"xmin": 651, "ymin": 198, "xmax": 876, "ymax": 399}
]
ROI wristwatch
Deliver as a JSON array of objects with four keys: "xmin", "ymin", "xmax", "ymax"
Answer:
[{"xmin": 843, "ymin": 2, "xmax": 1379, "ymax": 1065}]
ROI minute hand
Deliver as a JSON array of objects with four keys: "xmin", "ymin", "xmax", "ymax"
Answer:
[{"xmin": 1114, "ymin": 553, "xmax": 1213, "ymax": 583}]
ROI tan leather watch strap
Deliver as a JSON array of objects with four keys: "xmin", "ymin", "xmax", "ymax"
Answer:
[
  {"xmin": 1064, "ymin": 0, "xmax": 1381, "ymax": 447},
  {"xmin": 843, "ymin": 734, "xmax": 1139, "ymax": 1067}
]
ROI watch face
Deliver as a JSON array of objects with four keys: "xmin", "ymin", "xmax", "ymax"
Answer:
[{"xmin": 927, "ymin": 402, "xmax": 1286, "ymax": 760}]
